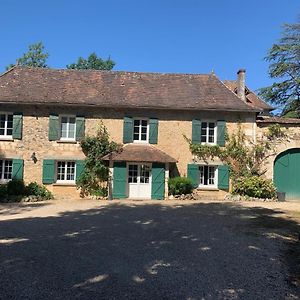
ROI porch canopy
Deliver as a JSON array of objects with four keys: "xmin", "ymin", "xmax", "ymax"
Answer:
[{"xmin": 102, "ymin": 144, "xmax": 177, "ymax": 163}]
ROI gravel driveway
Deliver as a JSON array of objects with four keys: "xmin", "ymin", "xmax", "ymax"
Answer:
[{"xmin": 0, "ymin": 199, "xmax": 299, "ymax": 299}]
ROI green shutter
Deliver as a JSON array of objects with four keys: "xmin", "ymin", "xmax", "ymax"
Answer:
[
  {"xmin": 151, "ymin": 163, "xmax": 165, "ymax": 200},
  {"xmin": 42, "ymin": 159, "xmax": 55, "ymax": 184},
  {"xmin": 123, "ymin": 117, "xmax": 133, "ymax": 143},
  {"xmin": 76, "ymin": 160, "xmax": 85, "ymax": 182},
  {"xmin": 12, "ymin": 113, "xmax": 23, "ymax": 140},
  {"xmin": 49, "ymin": 115, "xmax": 59, "ymax": 141},
  {"xmin": 217, "ymin": 120, "xmax": 226, "ymax": 146},
  {"xmin": 76, "ymin": 116, "xmax": 85, "ymax": 141},
  {"xmin": 187, "ymin": 164, "xmax": 199, "ymax": 188},
  {"xmin": 149, "ymin": 118, "xmax": 158, "ymax": 144},
  {"xmin": 113, "ymin": 162, "xmax": 127, "ymax": 199},
  {"xmin": 192, "ymin": 119, "xmax": 201, "ymax": 143},
  {"xmin": 218, "ymin": 165, "xmax": 229, "ymax": 191},
  {"xmin": 12, "ymin": 159, "xmax": 24, "ymax": 180}
]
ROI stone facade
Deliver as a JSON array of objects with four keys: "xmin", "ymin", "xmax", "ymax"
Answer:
[{"xmin": 0, "ymin": 103, "xmax": 256, "ymax": 197}]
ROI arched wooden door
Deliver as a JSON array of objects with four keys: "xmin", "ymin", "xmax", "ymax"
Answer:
[{"xmin": 274, "ymin": 148, "xmax": 300, "ymax": 200}]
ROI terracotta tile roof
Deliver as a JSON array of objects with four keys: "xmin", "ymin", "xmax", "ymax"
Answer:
[
  {"xmin": 257, "ymin": 116, "xmax": 300, "ymax": 124},
  {"xmin": 0, "ymin": 67, "xmax": 259, "ymax": 112},
  {"xmin": 102, "ymin": 144, "xmax": 177, "ymax": 163},
  {"xmin": 223, "ymin": 80, "xmax": 273, "ymax": 111}
]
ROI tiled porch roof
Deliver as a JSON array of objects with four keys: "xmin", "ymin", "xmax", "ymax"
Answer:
[{"xmin": 102, "ymin": 144, "xmax": 177, "ymax": 163}]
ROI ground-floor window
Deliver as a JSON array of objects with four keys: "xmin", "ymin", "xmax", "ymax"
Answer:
[
  {"xmin": 0, "ymin": 159, "xmax": 12, "ymax": 181},
  {"xmin": 56, "ymin": 161, "xmax": 76, "ymax": 183},
  {"xmin": 199, "ymin": 165, "xmax": 217, "ymax": 187}
]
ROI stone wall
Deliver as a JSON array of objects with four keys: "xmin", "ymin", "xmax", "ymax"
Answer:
[{"xmin": 0, "ymin": 104, "xmax": 256, "ymax": 197}]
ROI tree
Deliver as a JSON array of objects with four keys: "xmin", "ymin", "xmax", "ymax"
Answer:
[
  {"xmin": 259, "ymin": 19, "xmax": 300, "ymax": 118},
  {"xmin": 6, "ymin": 42, "xmax": 49, "ymax": 70},
  {"xmin": 66, "ymin": 52, "xmax": 115, "ymax": 70}
]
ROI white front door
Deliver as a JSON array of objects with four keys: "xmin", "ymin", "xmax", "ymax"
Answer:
[{"xmin": 128, "ymin": 163, "xmax": 152, "ymax": 199}]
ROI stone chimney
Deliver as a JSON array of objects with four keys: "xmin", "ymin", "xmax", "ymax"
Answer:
[{"xmin": 237, "ymin": 69, "xmax": 246, "ymax": 102}]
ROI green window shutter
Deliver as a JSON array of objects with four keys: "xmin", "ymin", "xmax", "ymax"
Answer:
[
  {"xmin": 49, "ymin": 114, "xmax": 59, "ymax": 141},
  {"xmin": 217, "ymin": 120, "xmax": 226, "ymax": 146},
  {"xmin": 187, "ymin": 163, "xmax": 199, "ymax": 188},
  {"xmin": 123, "ymin": 117, "xmax": 133, "ymax": 143},
  {"xmin": 113, "ymin": 162, "xmax": 127, "ymax": 199},
  {"xmin": 12, "ymin": 113, "xmax": 23, "ymax": 140},
  {"xmin": 149, "ymin": 118, "xmax": 158, "ymax": 144},
  {"xmin": 76, "ymin": 160, "xmax": 85, "ymax": 182},
  {"xmin": 151, "ymin": 163, "xmax": 165, "ymax": 200},
  {"xmin": 42, "ymin": 159, "xmax": 55, "ymax": 184},
  {"xmin": 218, "ymin": 165, "xmax": 229, "ymax": 191},
  {"xmin": 76, "ymin": 116, "xmax": 85, "ymax": 141},
  {"xmin": 12, "ymin": 159, "xmax": 24, "ymax": 180},
  {"xmin": 192, "ymin": 119, "xmax": 201, "ymax": 143}
]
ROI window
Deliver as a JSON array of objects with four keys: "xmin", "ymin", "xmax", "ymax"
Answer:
[
  {"xmin": 128, "ymin": 165, "xmax": 138, "ymax": 183},
  {"xmin": 199, "ymin": 165, "xmax": 217, "ymax": 187},
  {"xmin": 201, "ymin": 122, "xmax": 216, "ymax": 144},
  {"xmin": 0, "ymin": 160, "xmax": 12, "ymax": 181},
  {"xmin": 56, "ymin": 161, "xmax": 76, "ymax": 183},
  {"xmin": 133, "ymin": 119, "xmax": 148, "ymax": 142},
  {"xmin": 0, "ymin": 114, "xmax": 13, "ymax": 137},
  {"xmin": 140, "ymin": 165, "xmax": 150, "ymax": 183},
  {"xmin": 60, "ymin": 116, "xmax": 76, "ymax": 140}
]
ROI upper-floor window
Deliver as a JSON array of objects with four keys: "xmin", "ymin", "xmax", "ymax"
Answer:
[
  {"xmin": 201, "ymin": 122, "xmax": 216, "ymax": 144},
  {"xmin": 60, "ymin": 116, "xmax": 76, "ymax": 141},
  {"xmin": 133, "ymin": 119, "xmax": 148, "ymax": 142},
  {"xmin": 0, "ymin": 114, "xmax": 13, "ymax": 137},
  {"xmin": 0, "ymin": 159, "xmax": 12, "ymax": 181},
  {"xmin": 56, "ymin": 161, "xmax": 76, "ymax": 183}
]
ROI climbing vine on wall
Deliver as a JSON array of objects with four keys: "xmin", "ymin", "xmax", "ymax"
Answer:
[{"xmin": 76, "ymin": 122, "xmax": 122, "ymax": 196}]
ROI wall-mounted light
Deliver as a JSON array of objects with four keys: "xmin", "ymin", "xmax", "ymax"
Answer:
[{"xmin": 31, "ymin": 152, "xmax": 37, "ymax": 164}]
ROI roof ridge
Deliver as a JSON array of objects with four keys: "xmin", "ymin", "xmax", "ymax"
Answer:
[
  {"xmin": 11, "ymin": 66, "xmax": 213, "ymax": 77},
  {"xmin": 0, "ymin": 64, "xmax": 18, "ymax": 78}
]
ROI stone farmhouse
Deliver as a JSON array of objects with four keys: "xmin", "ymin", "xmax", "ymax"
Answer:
[{"xmin": 0, "ymin": 67, "xmax": 299, "ymax": 200}]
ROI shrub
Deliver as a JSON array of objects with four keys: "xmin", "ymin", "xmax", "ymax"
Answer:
[
  {"xmin": 90, "ymin": 186, "xmax": 108, "ymax": 197},
  {"xmin": 0, "ymin": 184, "xmax": 8, "ymax": 201},
  {"xmin": 168, "ymin": 177, "xmax": 193, "ymax": 195},
  {"xmin": 7, "ymin": 179, "xmax": 26, "ymax": 196},
  {"xmin": 232, "ymin": 176, "xmax": 276, "ymax": 199},
  {"xmin": 26, "ymin": 182, "xmax": 53, "ymax": 199}
]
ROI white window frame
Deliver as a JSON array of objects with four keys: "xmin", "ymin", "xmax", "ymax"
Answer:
[
  {"xmin": 0, "ymin": 159, "xmax": 13, "ymax": 183},
  {"xmin": 200, "ymin": 121, "xmax": 217, "ymax": 145},
  {"xmin": 56, "ymin": 161, "xmax": 76, "ymax": 184},
  {"xmin": 133, "ymin": 118, "xmax": 149, "ymax": 143},
  {"xmin": 198, "ymin": 165, "xmax": 218, "ymax": 188},
  {"xmin": 60, "ymin": 115, "xmax": 76, "ymax": 141},
  {"xmin": 0, "ymin": 112, "xmax": 13, "ymax": 139}
]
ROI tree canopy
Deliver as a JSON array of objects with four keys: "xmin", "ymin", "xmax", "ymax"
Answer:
[
  {"xmin": 66, "ymin": 52, "xmax": 115, "ymax": 70},
  {"xmin": 259, "ymin": 20, "xmax": 300, "ymax": 118},
  {"xmin": 6, "ymin": 42, "xmax": 49, "ymax": 70}
]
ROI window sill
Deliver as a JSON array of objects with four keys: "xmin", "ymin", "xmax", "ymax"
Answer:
[
  {"xmin": 0, "ymin": 137, "xmax": 13, "ymax": 141},
  {"xmin": 53, "ymin": 182, "xmax": 76, "ymax": 186},
  {"xmin": 57, "ymin": 140, "xmax": 77, "ymax": 144}
]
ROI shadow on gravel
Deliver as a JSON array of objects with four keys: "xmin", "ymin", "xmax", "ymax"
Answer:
[
  {"xmin": 0, "ymin": 202, "xmax": 51, "ymax": 216},
  {"xmin": 0, "ymin": 202, "xmax": 299, "ymax": 299}
]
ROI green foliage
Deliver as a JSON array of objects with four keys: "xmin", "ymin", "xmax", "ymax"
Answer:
[
  {"xmin": 266, "ymin": 123, "xmax": 287, "ymax": 140},
  {"xmin": 168, "ymin": 177, "xmax": 193, "ymax": 195},
  {"xmin": 6, "ymin": 42, "xmax": 49, "ymax": 70},
  {"xmin": 232, "ymin": 176, "xmax": 277, "ymax": 199},
  {"xmin": 90, "ymin": 187, "xmax": 108, "ymax": 197},
  {"xmin": 258, "ymin": 20, "xmax": 300, "ymax": 117},
  {"xmin": 67, "ymin": 53, "xmax": 115, "ymax": 70},
  {"xmin": 7, "ymin": 180, "xmax": 26, "ymax": 196},
  {"xmin": 189, "ymin": 144, "xmax": 221, "ymax": 161},
  {"xmin": 77, "ymin": 122, "xmax": 121, "ymax": 196},
  {"xmin": 26, "ymin": 182, "xmax": 53, "ymax": 199},
  {"xmin": 0, "ymin": 185, "xmax": 8, "ymax": 199}
]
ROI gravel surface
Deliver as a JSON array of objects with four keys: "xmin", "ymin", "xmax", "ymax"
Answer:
[{"xmin": 0, "ymin": 199, "xmax": 299, "ymax": 299}]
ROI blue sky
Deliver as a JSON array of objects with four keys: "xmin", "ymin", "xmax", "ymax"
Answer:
[{"xmin": 0, "ymin": 0, "xmax": 299, "ymax": 92}]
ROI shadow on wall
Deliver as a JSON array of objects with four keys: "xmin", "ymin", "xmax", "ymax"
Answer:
[{"xmin": 0, "ymin": 202, "xmax": 299, "ymax": 299}]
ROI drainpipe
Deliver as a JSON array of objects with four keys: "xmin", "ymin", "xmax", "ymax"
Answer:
[
  {"xmin": 165, "ymin": 163, "xmax": 169, "ymax": 199},
  {"xmin": 108, "ymin": 154, "xmax": 113, "ymax": 200}
]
